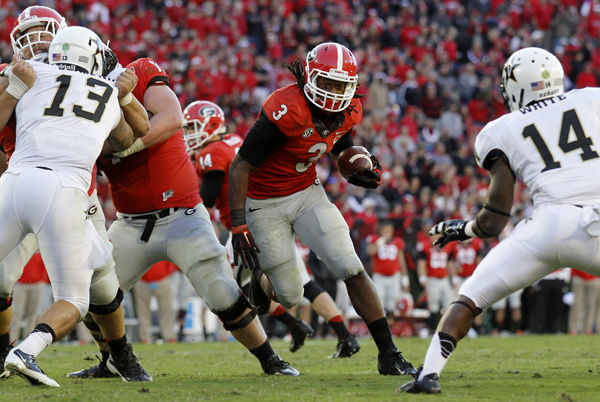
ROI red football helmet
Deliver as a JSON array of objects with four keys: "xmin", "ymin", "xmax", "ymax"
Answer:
[
  {"xmin": 304, "ymin": 42, "xmax": 358, "ymax": 113},
  {"xmin": 396, "ymin": 292, "xmax": 414, "ymax": 316},
  {"xmin": 10, "ymin": 6, "xmax": 67, "ymax": 61},
  {"xmin": 182, "ymin": 101, "xmax": 226, "ymax": 154}
]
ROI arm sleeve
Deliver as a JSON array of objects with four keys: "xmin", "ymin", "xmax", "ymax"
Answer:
[
  {"xmin": 330, "ymin": 130, "xmax": 354, "ymax": 156},
  {"xmin": 199, "ymin": 170, "xmax": 225, "ymax": 208},
  {"xmin": 237, "ymin": 110, "xmax": 287, "ymax": 167}
]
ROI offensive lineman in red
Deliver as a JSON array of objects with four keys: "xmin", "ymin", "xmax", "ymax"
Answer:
[
  {"xmin": 229, "ymin": 42, "xmax": 416, "ymax": 375},
  {"xmin": 69, "ymin": 57, "xmax": 298, "ymax": 377},
  {"xmin": 185, "ymin": 100, "xmax": 360, "ymax": 357}
]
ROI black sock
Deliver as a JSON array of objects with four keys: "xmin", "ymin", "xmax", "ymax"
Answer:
[
  {"xmin": 330, "ymin": 321, "xmax": 351, "ymax": 340},
  {"xmin": 250, "ymin": 340, "xmax": 275, "ymax": 363},
  {"xmin": 0, "ymin": 332, "xmax": 9, "ymax": 349},
  {"xmin": 367, "ymin": 317, "xmax": 396, "ymax": 355},
  {"xmin": 107, "ymin": 335, "xmax": 128, "ymax": 354},
  {"xmin": 275, "ymin": 312, "xmax": 300, "ymax": 328}
]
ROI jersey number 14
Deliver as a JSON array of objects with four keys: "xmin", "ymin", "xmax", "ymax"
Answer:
[{"xmin": 523, "ymin": 108, "xmax": 599, "ymax": 173}]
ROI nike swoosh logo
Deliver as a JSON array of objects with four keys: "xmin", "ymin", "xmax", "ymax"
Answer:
[{"xmin": 248, "ymin": 207, "xmax": 261, "ymax": 212}]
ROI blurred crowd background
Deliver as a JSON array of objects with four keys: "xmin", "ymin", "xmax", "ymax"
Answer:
[{"xmin": 4, "ymin": 0, "xmax": 600, "ymax": 343}]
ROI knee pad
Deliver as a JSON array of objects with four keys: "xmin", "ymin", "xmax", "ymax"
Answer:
[
  {"xmin": 89, "ymin": 263, "xmax": 120, "ymax": 306},
  {"xmin": 89, "ymin": 289, "xmax": 123, "ymax": 315},
  {"xmin": 303, "ymin": 280, "xmax": 324, "ymax": 303},
  {"xmin": 215, "ymin": 294, "xmax": 257, "ymax": 331},
  {"xmin": 0, "ymin": 297, "xmax": 11, "ymax": 312}
]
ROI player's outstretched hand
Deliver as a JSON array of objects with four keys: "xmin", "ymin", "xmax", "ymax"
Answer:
[
  {"xmin": 231, "ymin": 224, "xmax": 260, "ymax": 271},
  {"xmin": 428, "ymin": 219, "xmax": 472, "ymax": 247},
  {"xmin": 347, "ymin": 155, "xmax": 382, "ymax": 189}
]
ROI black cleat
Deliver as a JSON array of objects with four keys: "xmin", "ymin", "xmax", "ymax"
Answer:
[
  {"xmin": 0, "ymin": 342, "xmax": 13, "ymax": 378},
  {"xmin": 290, "ymin": 320, "xmax": 314, "ymax": 352},
  {"xmin": 66, "ymin": 350, "xmax": 118, "ymax": 379},
  {"xmin": 378, "ymin": 350, "xmax": 417, "ymax": 376},
  {"xmin": 249, "ymin": 268, "xmax": 271, "ymax": 315},
  {"xmin": 4, "ymin": 348, "xmax": 59, "ymax": 387},
  {"xmin": 330, "ymin": 334, "xmax": 360, "ymax": 358},
  {"xmin": 400, "ymin": 367, "xmax": 441, "ymax": 394},
  {"xmin": 261, "ymin": 354, "xmax": 299, "ymax": 376},
  {"xmin": 106, "ymin": 343, "xmax": 152, "ymax": 382}
]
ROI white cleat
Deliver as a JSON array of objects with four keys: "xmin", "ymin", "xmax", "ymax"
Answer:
[{"xmin": 4, "ymin": 348, "xmax": 59, "ymax": 387}]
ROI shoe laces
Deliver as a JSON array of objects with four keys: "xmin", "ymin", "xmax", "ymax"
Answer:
[
  {"xmin": 269, "ymin": 355, "xmax": 291, "ymax": 369},
  {"xmin": 112, "ymin": 345, "xmax": 143, "ymax": 376}
]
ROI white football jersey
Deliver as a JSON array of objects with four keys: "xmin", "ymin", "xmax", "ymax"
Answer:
[
  {"xmin": 475, "ymin": 88, "xmax": 600, "ymax": 206},
  {"xmin": 8, "ymin": 61, "xmax": 120, "ymax": 192}
]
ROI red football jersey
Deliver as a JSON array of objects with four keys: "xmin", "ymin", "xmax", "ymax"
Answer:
[
  {"xmin": 97, "ymin": 58, "xmax": 201, "ymax": 213},
  {"xmin": 141, "ymin": 260, "xmax": 177, "ymax": 282},
  {"xmin": 195, "ymin": 134, "xmax": 242, "ymax": 229},
  {"xmin": 367, "ymin": 235, "xmax": 405, "ymax": 276},
  {"xmin": 417, "ymin": 238, "xmax": 452, "ymax": 278},
  {"xmin": 448, "ymin": 238, "xmax": 483, "ymax": 277},
  {"xmin": 0, "ymin": 64, "xmax": 16, "ymax": 162},
  {"xmin": 17, "ymin": 252, "xmax": 49, "ymax": 284},
  {"xmin": 248, "ymin": 84, "xmax": 362, "ymax": 199}
]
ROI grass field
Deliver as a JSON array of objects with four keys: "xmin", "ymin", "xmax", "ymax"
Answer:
[{"xmin": 2, "ymin": 335, "xmax": 598, "ymax": 401}]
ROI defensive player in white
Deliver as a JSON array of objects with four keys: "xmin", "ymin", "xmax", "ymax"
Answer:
[
  {"xmin": 401, "ymin": 47, "xmax": 600, "ymax": 394},
  {"xmin": 0, "ymin": 6, "xmax": 152, "ymax": 382},
  {"xmin": 0, "ymin": 26, "xmax": 135, "ymax": 387}
]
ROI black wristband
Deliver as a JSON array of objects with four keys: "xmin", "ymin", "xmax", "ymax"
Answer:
[{"xmin": 230, "ymin": 209, "xmax": 247, "ymax": 227}]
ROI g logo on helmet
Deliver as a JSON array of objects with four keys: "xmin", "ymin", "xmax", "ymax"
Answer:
[{"xmin": 199, "ymin": 106, "xmax": 216, "ymax": 117}]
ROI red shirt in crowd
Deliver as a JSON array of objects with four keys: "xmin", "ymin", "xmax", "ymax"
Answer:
[
  {"xmin": 448, "ymin": 238, "xmax": 483, "ymax": 277},
  {"xmin": 367, "ymin": 235, "xmax": 406, "ymax": 276}
]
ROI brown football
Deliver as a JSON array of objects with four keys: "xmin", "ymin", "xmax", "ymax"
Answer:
[{"xmin": 337, "ymin": 146, "xmax": 373, "ymax": 179}]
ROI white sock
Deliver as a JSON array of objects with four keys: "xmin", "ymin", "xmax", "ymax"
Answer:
[
  {"xmin": 419, "ymin": 332, "xmax": 456, "ymax": 380},
  {"xmin": 17, "ymin": 331, "xmax": 53, "ymax": 357}
]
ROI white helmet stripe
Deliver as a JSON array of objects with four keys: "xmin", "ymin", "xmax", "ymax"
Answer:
[{"xmin": 336, "ymin": 43, "xmax": 343, "ymax": 70}]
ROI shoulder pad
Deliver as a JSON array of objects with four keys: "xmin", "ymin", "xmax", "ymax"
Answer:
[{"xmin": 263, "ymin": 85, "xmax": 311, "ymax": 132}]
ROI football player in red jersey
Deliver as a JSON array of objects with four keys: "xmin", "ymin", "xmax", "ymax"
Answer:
[
  {"xmin": 366, "ymin": 221, "xmax": 410, "ymax": 317},
  {"xmin": 69, "ymin": 58, "xmax": 298, "ymax": 378},
  {"xmin": 416, "ymin": 234, "xmax": 456, "ymax": 333},
  {"xmin": 0, "ymin": 6, "xmax": 151, "ymax": 382},
  {"xmin": 229, "ymin": 42, "xmax": 415, "ymax": 375},
  {"xmin": 185, "ymin": 100, "xmax": 359, "ymax": 357}
]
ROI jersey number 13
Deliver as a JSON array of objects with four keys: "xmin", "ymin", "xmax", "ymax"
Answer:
[{"xmin": 43, "ymin": 75, "xmax": 113, "ymax": 123}]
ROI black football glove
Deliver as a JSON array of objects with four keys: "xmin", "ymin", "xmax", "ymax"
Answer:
[
  {"xmin": 231, "ymin": 224, "xmax": 260, "ymax": 270},
  {"xmin": 347, "ymin": 155, "xmax": 382, "ymax": 189},
  {"xmin": 428, "ymin": 219, "xmax": 472, "ymax": 247}
]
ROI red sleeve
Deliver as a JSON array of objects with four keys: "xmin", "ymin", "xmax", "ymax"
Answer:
[
  {"xmin": 196, "ymin": 142, "xmax": 230, "ymax": 175},
  {"xmin": 262, "ymin": 85, "xmax": 309, "ymax": 134},
  {"xmin": 394, "ymin": 237, "xmax": 405, "ymax": 250},
  {"xmin": 126, "ymin": 58, "xmax": 170, "ymax": 102}
]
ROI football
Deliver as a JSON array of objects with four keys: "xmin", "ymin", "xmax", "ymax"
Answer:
[{"xmin": 337, "ymin": 146, "xmax": 373, "ymax": 179}]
